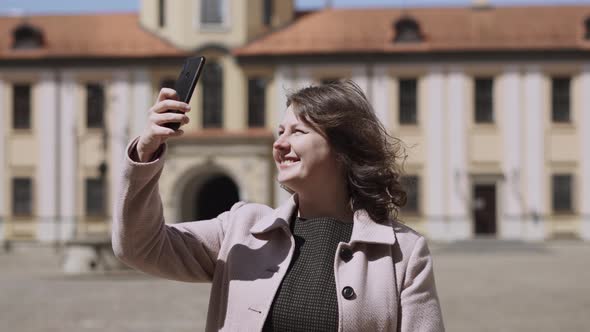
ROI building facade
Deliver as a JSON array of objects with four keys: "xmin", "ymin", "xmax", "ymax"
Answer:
[{"xmin": 0, "ymin": 0, "xmax": 589, "ymax": 243}]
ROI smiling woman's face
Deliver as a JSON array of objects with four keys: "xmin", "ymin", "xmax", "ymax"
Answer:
[{"xmin": 272, "ymin": 106, "xmax": 339, "ymax": 192}]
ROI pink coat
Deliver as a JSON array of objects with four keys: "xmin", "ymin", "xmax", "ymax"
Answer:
[{"xmin": 112, "ymin": 140, "xmax": 445, "ymax": 331}]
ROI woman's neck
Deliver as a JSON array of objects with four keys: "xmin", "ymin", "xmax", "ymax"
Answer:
[{"xmin": 296, "ymin": 183, "xmax": 354, "ymax": 223}]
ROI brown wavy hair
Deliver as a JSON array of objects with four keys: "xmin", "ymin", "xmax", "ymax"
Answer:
[{"xmin": 286, "ymin": 79, "xmax": 407, "ymax": 223}]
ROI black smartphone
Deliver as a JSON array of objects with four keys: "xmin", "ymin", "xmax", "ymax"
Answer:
[{"xmin": 163, "ymin": 55, "xmax": 206, "ymax": 130}]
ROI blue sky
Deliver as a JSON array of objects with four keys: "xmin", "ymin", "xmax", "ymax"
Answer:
[{"xmin": 0, "ymin": 0, "xmax": 590, "ymax": 16}]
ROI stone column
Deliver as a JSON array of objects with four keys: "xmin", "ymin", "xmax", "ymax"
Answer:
[
  {"xmin": 36, "ymin": 71, "xmax": 59, "ymax": 242},
  {"xmin": 110, "ymin": 71, "xmax": 130, "ymax": 221},
  {"xmin": 500, "ymin": 66, "xmax": 524, "ymax": 239},
  {"xmin": 273, "ymin": 66, "xmax": 295, "ymax": 207},
  {"xmin": 370, "ymin": 64, "xmax": 390, "ymax": 128},
  {"xmin": 295, "ymin": 65, "xmax": 313, "ymax": 90},
  {"xmin": 59, "ymin": 71, "xmax": 77, "ymax": 241},
  {"xmin": 132, "ymin": 69, "xmax": 151, "ymax": 138},
  {"xmin": 580, "ymin": 65, "xmax": 590, "ymax": 241},
  {"xmin": 523, "ymin": 66, "xmax": 546, "ymax": 241},
  {"xmin": 352, "ymin": 65, "xmax": 369, "ymax": 98},
  {"xmin": 424, "ymin": 68, "xmax": 448, "ymax": 241},
  {"xmin": 447, "ymin": 69, "xmax": 470, "ymax": 240},
  {"xmin": 0, "ymin": 78, "xmax": 5, "ymax": 241}
]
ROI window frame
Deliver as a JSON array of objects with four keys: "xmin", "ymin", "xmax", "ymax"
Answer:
[
  {"xmin": 12, "ymin": 177, "xmax": 33, "ymax": 217},
  {"xmin": 399, "ymin": 78, "xmax": 418, "ymax": 125},
  {"xmin": 551, "ymin": 76, "xmax": 571, "ymax": 124},
  {"xmin": 247, "ymin": 77, "xmax": 267, "ymax": 128},
  {"xmin": 474, "ymin": 77, "xmax": 494, "ymax": 124},
  {"xmin": 12, "ymin": 83, "xmax": 32, "ymax": 130},
  {"xmin": 202, "ymin": 61, "xmax": 223, "ymax": 128},
  {"xmin": 552, "ymin": 173, "xmax": 574, "ymax": 214},
  {"xmin": 194, "ymin": 0, "xmax": 231, "ymax": 31},
  {"xmin": 86, "ymin": 83, "xmax": 105, "ymax": 129},
  {"xmin": 158, "ymin": 0, "xmax": 166, "ymax": 28},
  {"xmin": 85, "ymin": 177, "xmax": 106, "ymax": 217},
  {"xmin": 401, "ymin": 175, "xmax": 421, "ymax": 215}
]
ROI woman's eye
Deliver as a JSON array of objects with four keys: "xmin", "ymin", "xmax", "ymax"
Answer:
[
  {"xmin": 277, "ymin": 131, "xmax": 284, "ymax": 136},
  {"xmin": 294, "ymin": 129, "xmax": 306, "ymax": 134}
]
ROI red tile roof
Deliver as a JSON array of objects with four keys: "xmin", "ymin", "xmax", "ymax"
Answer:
[
  {"xmin": 0, "ymin": 13, "xmax": 186, "ymax": 60},
  {"xmin": 234, "ymin": 5, "xmax": 590, "ymax": 56}
]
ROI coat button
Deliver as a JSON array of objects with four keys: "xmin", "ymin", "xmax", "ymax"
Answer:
[
  {"xmin": 342, "ymin": 286, "xmax": 356, "ymax": 300},
  {"xmin": 339, "ymin": 247, "xmax": 353, "ymax": 262}
]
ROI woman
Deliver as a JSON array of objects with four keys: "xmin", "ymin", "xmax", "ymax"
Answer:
[{"xmin": 113, "ymin": 80, "xmax": 444, "ymax": 331}]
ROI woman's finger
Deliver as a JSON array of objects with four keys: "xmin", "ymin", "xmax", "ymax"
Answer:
[
  {"xmin": 151, "ymin": 99, "xmax": 191, "ymax": 114},
  {"xmin": 150, "ymin": 124, "xmax": 177, "ymax": 138},
  {"xmin": 151, "ymin": 112, "xmax": 190, "ymax": 126},
  {"xmin": 157, "ymin": 88, "xmax": 179, "ymax": 102}
]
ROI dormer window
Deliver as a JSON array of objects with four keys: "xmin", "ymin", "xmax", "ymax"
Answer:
[
  {"xmin": 12, "ymin": 23, "xmax": 44, "ymax": 49},
  {"xmin": 393, "ymin": 17, "xmax": 423, "ymax": 43},
  {"xmin": 197, "ymin": 0, "xmax": 230, "ymax": 29},
  {"xmin": 584, "ymin": 17, "xmax": 590, "ymax": 40}
]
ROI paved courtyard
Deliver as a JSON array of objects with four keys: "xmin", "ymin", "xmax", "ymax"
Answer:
[{"xmin": 1, "ymin": 239, "xmax": 589, "ymax": 332}]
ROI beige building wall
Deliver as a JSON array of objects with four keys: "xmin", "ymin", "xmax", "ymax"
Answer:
[{"xmin": 141, "ymin": 0, "xmax": 294, "ymax": 49}]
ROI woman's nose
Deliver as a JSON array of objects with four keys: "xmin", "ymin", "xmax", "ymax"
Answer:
[{"xmin": 273, "ymin": 135, "xmax": 290, "ymax": 151}]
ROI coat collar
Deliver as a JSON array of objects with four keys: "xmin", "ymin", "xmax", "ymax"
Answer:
[{"xmin": 250, "ymin": 194, "xmax": 396, "ymax": 246}]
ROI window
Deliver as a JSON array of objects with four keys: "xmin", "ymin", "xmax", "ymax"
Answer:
[
  {"xmin": 248, "ymin": 78, "xmax": 266, "ymax": 127},
  {"xmin": 12, "ymin": 177, "xmax": 32, "ymax": 216},
  {"xmin": 393, "ymin": 17, "xmax": 423, "ymax": 43},
  {"xmin": 158, "ymin": 0, "xmax": 166, "ymax": 27},
  {"xmin": 475, "ymin": 78, "xmax": 493, "ymax": 123},
  {"xmin": 86, "ymin": 178, "xmax": 106, "ymax": 216},
  {"xmin": 13, "ymin": 84, "xmax": 31, "ymax": 129},
  {"xmin": 263, "ymin": 0, "xmax": 273, "ymax": 26},
  {"xmin": 201, "ymin": 0, "xmax": 223, "ymax": 25},
  {"xmin": 86, "ymin": 83, "xmax": 105, "ymax": 128},
  {"xmin": 552, "ymin": 174, "xmax": 573, "ymax": 213},
  {"xmin": 202, "ymin": 62, "xmax": 223, "ymax": 128},
  {"xmin": 401, "ymin": 175, "xmax": 420, "ymax": 213},
  {"xmin": 552, "ymin": 77, "xmax": 570, "ymax": 123},
  {"xmin": 399, "ymin": 79, "xmax": 417, "ymax": 124},
  {"xmin": 12, "ymin": 23, "xmax": 44, "ymax": 49}
]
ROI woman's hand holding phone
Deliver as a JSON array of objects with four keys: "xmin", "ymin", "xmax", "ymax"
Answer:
[{"xmin": 136, "ymin": 88, "xmax": 190, "ymax": 163}]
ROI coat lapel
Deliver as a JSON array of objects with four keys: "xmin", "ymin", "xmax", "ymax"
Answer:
[
  {"xmin": 249, "ymin": 194, "xmax": 298, "ymax": 235},
  {"xmin": 249, "ymin": 194, "xmax": 396, "ymax": 246},
  {"xmin": 350, "ymin": 210, "xmax": 397, "ymax": 246}
]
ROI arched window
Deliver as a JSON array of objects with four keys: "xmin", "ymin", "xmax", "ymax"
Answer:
[
  {"xmin": 393, "ymin": 17, "xmax": 423, "ymax": 43},
  {"xmin": 584, "ymin": 17, "xmax": 590, "ymax": 40},
  {"xmin": 12, "ymin": 23, "xmax": 44, "ymax": 49},
  {"xmin": 202, "ymin": 61, "xmax": 223, "ymax": 128}
]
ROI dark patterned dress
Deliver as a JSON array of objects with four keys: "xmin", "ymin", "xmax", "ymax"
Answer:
[{"xmin": 263, "ymin": 216, "xmax": 354, "ymax": 332}]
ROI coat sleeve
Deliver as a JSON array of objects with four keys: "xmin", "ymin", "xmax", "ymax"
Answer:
[
  {"xmin": 399, "ymin": 236, "xmax": 445, "ymax": 332},
  {"xmin": 111, "ymin": 137, "xmax": 244, "ymax": 282}
]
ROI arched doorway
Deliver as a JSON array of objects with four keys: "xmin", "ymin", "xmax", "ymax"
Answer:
[{"xmin": 191, "ymin": 174, "xmax": 240, "ymax": 220}]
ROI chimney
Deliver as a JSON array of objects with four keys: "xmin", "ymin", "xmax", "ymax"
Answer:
[{"xmin": 472, "ymin": 0, "xmax": 492, "ymax": 10}]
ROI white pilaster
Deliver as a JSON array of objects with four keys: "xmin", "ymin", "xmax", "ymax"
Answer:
[
  {"xmin": 580, "ymin": 65, "xmax": 590, "ymax": 241},
  {"xmin": 36, "ymin": 71, "xmax": 59, "ymax": 242},
  {"xmin": 111, "ymin": 71, "xmax": 130, "ymax": 221},
  {"xmin": 370, "ymin": 64, "xmax": 390, "ymax": 128},
  {"xmin": 295, "ymin": 65, "xmax": 313, "ymax": 89},
  {"xmin": 523, "ymin": 67, "xmax": 546, "ymax": 241},
  {"xmin": 274, "ymin": 66, "xmax": 295, "ymax": 207},
  {"xmin": 425, "ymin": 68, "xmax": 448, "ymax": 241},
  {"xmin": 352, "ymin": 65, "xmax": 369, "ymax": 98},
  {"xmin": 132, "ymin": 69, "xmax": 150, "ymax": 138},
  {"xmin": 500, "ymin": 67, "xmax": 524, "ymax": 239},
  {"xmin": 60, "ymin": 71, "xmax": 77, "ymax": 240},
  {"xmin": 447, "ymin": 69, "xmax": 470, "ymax": 240},
  {"xmin": 0, "ymin": 78, "xmax": 5, "ymax": 241}
]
